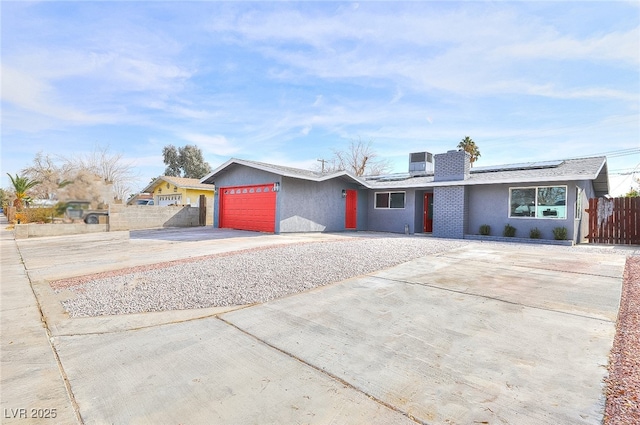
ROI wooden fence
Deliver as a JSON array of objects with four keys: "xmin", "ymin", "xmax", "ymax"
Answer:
[{"xmin": 587, "ymin": 197, "xmax": 639, "ymax": 245}]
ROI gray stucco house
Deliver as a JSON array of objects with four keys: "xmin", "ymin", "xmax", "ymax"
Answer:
[{"xmin": 200, "ymin": 150, "xmax": 609, "ymax": 244}]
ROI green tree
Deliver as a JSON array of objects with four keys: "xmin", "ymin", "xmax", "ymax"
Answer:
[
  {"xmin": 457, "ymin": 136, "xmax": 481, "ymax": 167},
  {"xmin": 6, "ymin": 174, "xmax": 40, "ymax": 210},
  {"xmin": 624, "ymin": 177, "xmax": 640, "ymax": 197},
  {"xmin": 162, "ymin": 144, "xmax": 212, "ymax": 179}
]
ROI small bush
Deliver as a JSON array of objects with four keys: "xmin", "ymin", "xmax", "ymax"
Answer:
[
  {"xmin": 479, "ymin": 224, "xmax": 491, "ymax": 235},
  {"xmin": 14, "ymin": 207, "xmax": 60, "ymax": 224},
  {"xmin": 553, "ymin": 226, "xmax": 568, "ymax": 240},
  {"xmin": 529, "ymin": 227, "xmax": 541, "ymax": 239},
  {"xmin": 14, "ymin": 212, "xmax": 27, "ymax": 224},
  {"xmin": 503, "ymin": 224, "xmax": 516, "ymax": 237}
]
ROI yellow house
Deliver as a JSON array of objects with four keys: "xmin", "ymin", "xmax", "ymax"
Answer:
[{"xmin": 142, "ymin": 176, "xmax": 215, "ymax": 207}]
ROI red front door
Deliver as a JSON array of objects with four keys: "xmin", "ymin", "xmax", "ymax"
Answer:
[
  {"xmin": 345, "ymin": 190, "xmax": 357, "ymax": 229},
  {"xmin": 424, "ymin": 193, "xmax": 433, "ymax": 232}
]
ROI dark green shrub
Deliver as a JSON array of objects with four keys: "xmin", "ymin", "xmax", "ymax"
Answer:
[
  {"xmin": 553, "ymin": 226, "xmax": 568, "ymax": 240},
  {"xmin": 479, "ymin": 224, "xmax": 491, "ymax": 235},
  {"xmin": 503, "ymin": 224, "xmax": 516, "ymax": 237},
  {"xmin": 529, "ymin": 227, "xmax": 541, "ymax": 239}
]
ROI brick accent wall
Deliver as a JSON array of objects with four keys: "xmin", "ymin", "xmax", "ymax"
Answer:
[
  {"xmin": 434, "ymin": 150, "xmax": 471, "ymax": 182},
  {"xmin": 433, "ymin": 186, "xmax": 468, "ymax": 239}
]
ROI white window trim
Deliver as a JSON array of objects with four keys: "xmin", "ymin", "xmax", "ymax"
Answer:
[
  {"xmin": 374, "ymin": 191, "xmax": 406, "ymax": 209},
  {"xmin": 508, "ymin": 185, "xmax": 567, "ymax": 219}
]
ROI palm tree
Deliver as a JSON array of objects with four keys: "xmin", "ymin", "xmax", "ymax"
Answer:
[
  {"xmin": 7, "ymin": 173, "xmax": 40, "ymax": 210},
  {"xmin": 457, "ymin": 136, "xmax": 481, "ymax": 167}
]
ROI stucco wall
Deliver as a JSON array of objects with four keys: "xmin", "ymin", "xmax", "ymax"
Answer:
[
  {"xmin": 279, "ymin": 177, "xmax": 364, "ymax": 232},
  {"xmin": 466, "ymin": 182, "xmax": 578, "ymax": 242},
  {"xmin": 575, "ymin": 180, "xmax": 594, "ymax": 243},
  {"xmin": 366, "ymin": 189, "xmax": 418, "ymax": 233}
]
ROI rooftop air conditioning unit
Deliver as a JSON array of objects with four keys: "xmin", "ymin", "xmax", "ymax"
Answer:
[{"xmin": 409, "ymin": 151, "xmax": 434, "ymax": 176}]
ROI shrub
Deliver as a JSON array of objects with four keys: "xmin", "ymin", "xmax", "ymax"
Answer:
[
  {"xmin": 553, "ymin": 226, "xmax": 568, "ymax": 240},
  {"xmin": 503, "ymin": 224, "xmax": 516, "ymax": 237},
  {"xmin": 529, "ymin": 227, "xmax": 541, "ymax": 239},
  {"xmin": 14, "ymin": 212, "xmax": 27, "ymax": 224},
  {"xmin": 14, "ymin": 207, "xmax": 60, "ymax": 224},
  {"xmin": 479, "ymin": 224, "xmax": 491, "ymax": 235}
]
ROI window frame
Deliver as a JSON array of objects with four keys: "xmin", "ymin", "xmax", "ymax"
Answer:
[
  {"xmin": 508, "ymin": 185, "xmax": 567, "ymax": 219},
  {"xmin": 374, "ymin": 191, "xmax": 406, "ymax": 209}
]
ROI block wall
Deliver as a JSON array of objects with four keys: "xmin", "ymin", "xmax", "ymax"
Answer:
[
  {"xmin": 434, "ymin": 150, "xmax": 471, "ymax": 182},
  {"xmin": 109, "ymin": 204, "xmax": 201, "ymax": 231},
  {"xmin": 433, "ymin": 186, "xmax": 468, "ymax": 239}
]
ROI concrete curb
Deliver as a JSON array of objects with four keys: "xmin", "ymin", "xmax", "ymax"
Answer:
[{"xmin": 464, "ymin": 234, "xmax": 574, "ymax": 246}]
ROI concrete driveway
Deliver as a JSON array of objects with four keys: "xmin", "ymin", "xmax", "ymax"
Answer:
[{"xmin": 2, "ymin": 225, "xmax": 627, "ymax": 424}]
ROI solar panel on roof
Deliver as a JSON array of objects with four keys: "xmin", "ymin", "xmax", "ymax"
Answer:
[{"xmin": 472, "ymin": 160, "xmax": 563, "ymax": 173}]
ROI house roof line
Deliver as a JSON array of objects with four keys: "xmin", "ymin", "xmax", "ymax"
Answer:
[
  {"xmin": 201, "ymin": 158, "xmax": 368, "ymax": 186},
  {"xmin": 201, "ymin": 156, "xmax": 609, "ymax": 196},
  {"xmin": 143, "ymin": 176, "xmax": 215, "ymax": 194}
]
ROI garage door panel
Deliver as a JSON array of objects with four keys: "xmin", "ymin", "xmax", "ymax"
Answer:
[{"xmin": 220, "ymin": 184, "xmax": 276, "ymax": 232}]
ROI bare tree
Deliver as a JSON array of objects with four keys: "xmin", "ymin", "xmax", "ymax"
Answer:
[
  {"xmin": 21, "ymin": 152, "xmax": 70, "ymax": 201},
  {"xmin": 63, "ymin": 145, "xmax": 138, "ymax": 202},
  {"xmin": 22, "ymin": 146, "xmax": 138, "ymax": 204},
  {"xmin": 322, "ymin": 138, "xmax": 392, "ymax": 176}
]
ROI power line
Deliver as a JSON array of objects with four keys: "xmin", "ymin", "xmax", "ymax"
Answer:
[{"xmin": 566, "ymin": 147, "xmax": 640, "ymax": 160}]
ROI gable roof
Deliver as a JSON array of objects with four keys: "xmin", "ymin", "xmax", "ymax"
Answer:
[
  {"xmin": 201, "ymin": 156, "xmax": 609, "ymax": 197},
  {"xmin": 143, "ymin": 176, "xmax": 215, "ymax": 194},
  {"xmin": 201, "ymin": 158, "xmax": 367, "ymax": 185}
]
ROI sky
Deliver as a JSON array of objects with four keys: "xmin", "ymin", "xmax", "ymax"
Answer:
[{"xmin": 1, "ymin": 1, "xmax": 639, "ymax": 197}]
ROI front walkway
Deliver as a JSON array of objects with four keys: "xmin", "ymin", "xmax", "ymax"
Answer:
[{"xmin": 0, "ymin": 213, "xmax": 79, "ymax": 423}]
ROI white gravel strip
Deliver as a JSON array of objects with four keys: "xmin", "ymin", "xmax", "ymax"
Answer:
[
  {"xmin": 52, "ymin": 236, "xmax": 637, "ymax": 318},
  {"xmin": 54, "ymin": 237, "xmax": 465, "ymax": 317}
]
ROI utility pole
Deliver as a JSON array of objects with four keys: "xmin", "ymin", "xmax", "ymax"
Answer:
[{"xmin": 317, "ymin": 158, "xmax": 327, "ymax": 173}]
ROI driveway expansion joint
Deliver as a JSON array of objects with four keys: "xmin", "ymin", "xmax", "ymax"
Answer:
[
  {"xmin": 370, "ymin": 275, "xmax": 616, "ymax": 323},
  {"xmin": 216, "ymin": 315, "xmax": 428, "ymax": 425}
]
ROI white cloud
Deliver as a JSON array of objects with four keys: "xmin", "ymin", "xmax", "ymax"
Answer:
[
  {"xmin": 178, "ymin": 133, "xmax": 240, "ymax": 157},
  {"xmin": 1, "ymin": 65, "xmax": 115, "ymax": 124},
  {"xmin": 210, "ymin": 4, "xmax": 638, "ymax": 100},
  {"xmin": 495, "ymin": 28, "xmax": 640, "ymax": 65}
]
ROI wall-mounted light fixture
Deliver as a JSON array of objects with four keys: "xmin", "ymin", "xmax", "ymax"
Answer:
[
  {"xmin": 273, "ymin": 182, "xmax": 281, "ymax": 192},
  {"xmin": 342, "ymin": 189, "xmax": 347, "ymax": 198},
  {"xmin": 174, "ymin": 185, "xmax": 178, "ymax": 192}
]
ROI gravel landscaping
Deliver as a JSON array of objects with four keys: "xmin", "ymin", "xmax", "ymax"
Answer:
[
  {"xmin": 604, "ymin": 255, "xmax": 640, "ymax": 425},
  {"xmin": 50, "ymin": 234, "xmax": 639, "ymax": 423},
  {"xmin": 52, "ymin": 237, "xmax": 467, "ymax": 317}
]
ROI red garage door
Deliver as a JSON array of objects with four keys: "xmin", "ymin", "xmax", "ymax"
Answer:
[{"xmin": 219, "ymin": 184, "xmax": 276, "ymax": 232}]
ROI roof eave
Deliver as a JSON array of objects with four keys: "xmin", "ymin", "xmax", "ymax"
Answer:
[{"xmin": 141, "ymin": 177, "xmax": 164, "ymax": 194}]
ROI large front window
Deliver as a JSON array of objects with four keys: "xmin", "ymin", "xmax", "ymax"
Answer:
[
  {"xmin": 375, "ymin": 192, "xmax": 405, "ymax": 209},
  {"xmin": 509, "ymin": 186, "xmax": 566, "ymax": 218}
]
